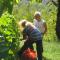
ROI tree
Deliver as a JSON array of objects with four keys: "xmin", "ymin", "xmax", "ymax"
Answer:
[
  {"xmin": 56, "ymin": 0, "xmax": 60, "ymax": 40},
  {"xmin": 0, "ymin": 0, "xmax": 13, "ymax": 16},
  {"xmin": 0, "ymin": 0, "xmax": 19, "ymax": 17}
]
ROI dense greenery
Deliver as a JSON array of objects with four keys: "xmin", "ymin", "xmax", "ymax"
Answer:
[
  {"xmin": 0, "ymin": 0, "xmax": 13, "ymax": 16},
  {"xmin": 0, "ymin": 0, "xmax": 59, "ymax": 60},
  {"xmin": 0, "ymin": 12, "xmax": 20, "ymax": 60},
  {"xmin": 13, "ymin": 2, "xmax": 57, "ymax": 41}
]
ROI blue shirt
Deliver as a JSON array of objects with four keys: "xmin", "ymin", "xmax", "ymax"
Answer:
[{"xmin": 23, "ymin": 26, "xmax": 42, "ymax": 41}]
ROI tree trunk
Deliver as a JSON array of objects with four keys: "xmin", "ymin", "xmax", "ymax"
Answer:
[{"xmin": 56, "ymin": 0, "xmax": 60, "ymax": 40}]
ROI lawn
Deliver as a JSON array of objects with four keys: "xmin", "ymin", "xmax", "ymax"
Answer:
[
  {"xmin": 19, "ymin": 40, "xmax": 60, "ymax": 60},
  {"xmin": 43, "ymin": 41, "xmax": 60, "ymax": 60}
]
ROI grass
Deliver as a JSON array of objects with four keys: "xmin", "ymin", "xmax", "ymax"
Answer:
[
  {"xmin": 43, "ymin": 41, "xmax": 60, "ymax": 60},
  {"xmin": 19, "ymin": 40, "xmax": 60, "ymax": 60}
]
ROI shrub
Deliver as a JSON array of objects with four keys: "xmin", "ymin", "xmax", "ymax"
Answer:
[{"xmin": 0, "ymin": 12, "xmax": 20, "ymax": 60}]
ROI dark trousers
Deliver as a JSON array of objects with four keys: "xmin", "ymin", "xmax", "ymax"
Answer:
[{"xmin": 17, "ymin": 39, "xmax": 43, "ymax": 60}]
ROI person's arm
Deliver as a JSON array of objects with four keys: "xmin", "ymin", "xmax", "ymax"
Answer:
[
  {"xmin": 22, "ymin": 29, "xmax": 27, "ymax": 40},
  {"xmin": 33, "ymin": 19, "xmax": 37, "ymax": 27},
  {"xmin": 23, "ymin": 33, "xmax": 27, "ymax": 40},
  {"xmin": 43, "ymin": 22, "xmax": 47, "ymax": 34}
]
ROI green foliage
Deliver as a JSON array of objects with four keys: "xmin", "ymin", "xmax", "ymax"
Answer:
[
  {"xmin": 0, "ymin": 0, "xmax": 13, "ymax": 16},
  {"xmin": 0, "ymin": 0, "xmax": 58, "ymax": 60},
  {"xmin": 16, "ymin": 0, "xmax": 19, "ymax": 4},
  {"xmin": 42, "ymin": 3, "xmax": 57, "ymax": 41},
  {"xmin": 0, "ymin": 12, "xmax": 20, "ymax": 60},
  {"xmin": 0, "ymin": 0, "xmax": 20, "ymax": 16},
  {"xmin": 13, "ymin": 2, "xmax": 57, "ymax": 41}
]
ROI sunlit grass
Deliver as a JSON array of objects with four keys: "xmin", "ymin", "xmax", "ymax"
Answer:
[
  {"xmin": 43, "ymin": 41, "xmax": 60, "ymax": 60},
  {"xmin": 19, "ymin": 40, "xmax": 60, "ymax": 60}
]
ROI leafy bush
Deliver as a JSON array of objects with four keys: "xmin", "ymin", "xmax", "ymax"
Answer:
[
  {"xmin": 0, "ymin": 1, "xmax": 58, "ymax": 60},
  {"xmin": 0, "ymin": 12, "xmax": 20, "ymax": 60}
]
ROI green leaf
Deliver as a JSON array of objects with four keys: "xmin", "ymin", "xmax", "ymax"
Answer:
[
  {"xmin": 16, "ymin": 0, "xmax": 19, "ymax": 4},
  {"xmin": 4, "ymin": 30, "xmax": 11, "ymax": 35},
  {"xmin": 8, "ymin": 49, "xmax": 14, "ymax": 54}
]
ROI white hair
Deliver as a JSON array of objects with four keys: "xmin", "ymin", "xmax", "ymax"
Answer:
[{"xmin": 34, "ymin": 11, "xmax": 41, "ymax": 16}]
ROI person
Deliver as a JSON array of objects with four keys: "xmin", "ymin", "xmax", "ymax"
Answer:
[
  {"xmin": 33, "ymin": 11, "xmax": 47, "ymax": 60},
  {"xmin": 33, "ymin": 11, "xmax": 47, "ymax": 35},
  {"xmin": 17, "ymin": 20, "xmax": 43, "ymax": 60}
]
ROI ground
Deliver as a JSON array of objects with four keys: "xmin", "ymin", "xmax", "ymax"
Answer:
[
  {"xmin": 19, "ymin": 40, "xmax": 60, "ymax": 60},
  {"xmin": 43, "ymin": 41, "xmax": 60, "ymax": 60}
]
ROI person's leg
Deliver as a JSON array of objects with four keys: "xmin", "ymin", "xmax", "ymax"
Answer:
[
  {"xmin": 17, "ymin": 40, "xmax": 34, "ymax": 57},
  {"xmin": 36, "ymin": 40, "xmax": 43, "ymax": 60},
  {"xmin": 29, "ymin": 43, "xmax": 34, "ymax": 50}
]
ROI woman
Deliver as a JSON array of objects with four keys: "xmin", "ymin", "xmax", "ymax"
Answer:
[{"xmin": 18, "ymin": 20, "xmax": 43, "ymax": 60}]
